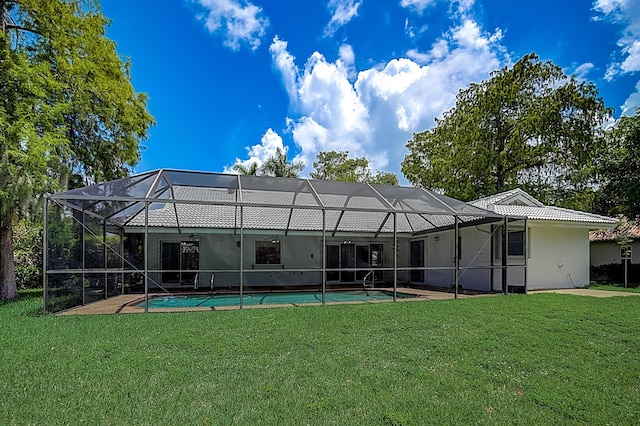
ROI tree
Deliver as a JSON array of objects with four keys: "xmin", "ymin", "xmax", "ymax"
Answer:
[
  {"xmin": 259, "ymin": 147, "xmax": 304, "ymax": 178},
  {"xmin": 369, "ymin": 171, "xmax": 399, "ymax": 186},
  {"xmin": 311, "ymin": 150, "xmax": 398, "ymax": 185},
  {"xmin": 595, "ymin": 109, "xmax": 640, "ymax": 219},
  {"xmin": 0, "ymin": 0, "xmax": 153, "ymax": 299},
  {"xmin": 401, "ymin": 53, "xmax": 611, "ymax": 208},
  {"xmin": 232, "ymin": 162, "xmax": 259, "ymax": 175}
]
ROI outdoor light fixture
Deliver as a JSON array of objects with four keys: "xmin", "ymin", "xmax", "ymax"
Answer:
[{"xmin": 343, "ymin": 239, "xmax": 352, "ymax": 244}]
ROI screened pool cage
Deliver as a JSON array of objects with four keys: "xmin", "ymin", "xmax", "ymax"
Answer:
[{"xmin": 43, "ymin": 169, "xmax": 527, "ymax": 313}]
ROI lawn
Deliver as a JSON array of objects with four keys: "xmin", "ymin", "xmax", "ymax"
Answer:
[
  {"xmin": 589, "ymin": 283, "xmax": 640, "ymax": 293},
  {"xmin": 1, "ymin": 291, "xmax": 639, "ymax": 425}
]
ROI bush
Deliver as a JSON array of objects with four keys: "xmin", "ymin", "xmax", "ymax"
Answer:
[
  {"xmin": 13, "ymin": 219, "xmax": 43, "ymax": 289},
  {"xmin": 590, "ymin": 262, "xmax": 640, "ymax": 286}
]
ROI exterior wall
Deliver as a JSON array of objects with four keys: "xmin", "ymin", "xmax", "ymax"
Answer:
[
  {"xmin": 415, "ymin": 221, "xmax": 593, "ymax": 291},
  {"xmin": 526, "ymin": 225, "xmax": 590, "ymax": 289},
  {"xmin": 591, "ymin": 240, "xmax": 640, "ymax": 266},
  {"xmin": 139, "ymin": 230, "xmax": 396, "ymax": 288},
  {"xmin": 412, "ymin": 224, "xmax": 494, "ymax": 291}
]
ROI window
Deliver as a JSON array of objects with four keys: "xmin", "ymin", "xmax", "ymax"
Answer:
[
  {"xmin": 494, "ymin": 228, "xmax": 527, "ymax": 258},
  {"xmin": 508, "ymin": 231, "xmax": 525, "ymax": 256},
  {"xmin": 161, "ymin": 241, "xmax": 199, "ymax": 284},
  {"xmin": 256, "ymin": 240, "xmax": 281, "ymax": 264}
]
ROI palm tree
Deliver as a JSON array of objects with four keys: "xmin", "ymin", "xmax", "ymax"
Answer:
[
  {"xmin": 260, "ymin": 148, "xmax": 304, "ymax": 178},
  {"xmin": 232, "ymin": 162, "xmax": 259, "ymax": 175}
]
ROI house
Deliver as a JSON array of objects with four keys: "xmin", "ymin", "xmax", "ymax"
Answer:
[
  {"xmin": 465, "ymin": 189, "xmax": 617, "ymax": 291},
  {"xmin": 43, "ymin": 170, "xmax": 617, "ymax": 314},
  {"xmin": 590, "ymin": 218, "xmax": 640, "ymax": 283},
  {"xmin": 44, "ymin": 169, "xmax": 512, "ymax": 313}
]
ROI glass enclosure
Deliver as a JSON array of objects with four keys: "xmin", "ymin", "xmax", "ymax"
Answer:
[{"xmin": 44, "ymin": 169, "xmax": 522, "ymax": 313}]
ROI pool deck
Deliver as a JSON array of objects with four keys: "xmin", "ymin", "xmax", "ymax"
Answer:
[
  {"xmin": 57, "ymin": 287, "xmax": 639, "ymax": 316},
  {"xmin": 57, "ymin": 288, "xmax": 490, "ymax": 315}
]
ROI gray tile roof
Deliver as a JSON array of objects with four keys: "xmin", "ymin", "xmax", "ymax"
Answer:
[
  {"xmin": 470, "ymin": 189, "xmax": 617, "ymax": 226},
  {"xmin": 51, "ymin": 169, "xmax": 506, "ymax": 234}
]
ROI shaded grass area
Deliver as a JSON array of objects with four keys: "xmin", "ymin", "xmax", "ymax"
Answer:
[
  {"xmin": 1, "ymin": 291, "xmax": 639, "ymax": 425},
  {"xmin": 589, "ymin": 283, "xmax": 640, "ymax": 293}
]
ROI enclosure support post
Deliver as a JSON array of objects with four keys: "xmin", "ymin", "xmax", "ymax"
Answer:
[
  {"xmin": 82, "ymin": 211, "xmax": 86, "ymax": 306},
  {"xmin": 120, "ymin": 227, "xmax": 125, "ymax": 295},
  {"xmin": 393, "ymin": 212, "xmax": 397, "ymax": 302},
  {"xmin": 144, "ymin": 201, "xmax": 149, "ymax": 313},
  {"xmin": 454, "ymin": 215, "xmax": 459, "ymax": 299},
  {"xmin": 103, "ymin": 221, "xmax": 107, "ymax": 300},
  {"xmin": 322, "ymin": 209, "xmax": 326, "ymax": 305},
  {"xmin": 502, "ymin": 217, "xmax": 508, "ymax": 294},
  {"xmin": 43, "ymin": 197, "xmax": 49, "ymax": 314},
  {"xmin": 240, "ymin": 205, "xmax": 244, "ymax": 309},
  {"xmin": 523, "ymin": 218, "xmax": 528, "ymax": 294}
]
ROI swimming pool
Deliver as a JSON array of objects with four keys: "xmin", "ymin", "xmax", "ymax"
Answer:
[{"xmin": 138, "ymin": 290, "xmax": 416, "ymax": 309}]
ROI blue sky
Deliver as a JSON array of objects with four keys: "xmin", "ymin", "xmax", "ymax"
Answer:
[{"xmin": 101, "ymin": 0, "xmax": 640, "ymax": 182}]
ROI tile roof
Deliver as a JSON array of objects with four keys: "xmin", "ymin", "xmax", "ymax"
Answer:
[
  {"xmin": 590, "ymin": 218, "xmax": 640, "ymax": 242},
  {"xmin": 470, "ymin": 189, "xmax": 617, "ymax": 226}
]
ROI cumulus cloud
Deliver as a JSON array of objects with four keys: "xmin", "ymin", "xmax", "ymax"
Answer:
[
  {"xmin": 262, "ymin": 18, "xmax": 507, "ymax": 178},
  {"xmin": 593, "ymin": 0, "xmax": 640, "ymax": 115},
  {"xmin": 194, "ymin": 0, "xmax": 269, "ymax": 51},
  {"xmin": 324, "ymin": 0, "xmax": 362, "ymax": 37},
  {"xmin": 593, "ymin": 0, "xmax": 640, "ymax": 78},
  {"xmin": 621, "ymin": 80, "xmax": 640, "ymax": 116},
  {"xmin": 224, "ymin": 128, "xmax": 287, "ymax": 173}
]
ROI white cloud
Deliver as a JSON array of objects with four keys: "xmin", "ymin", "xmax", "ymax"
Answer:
[
  {"xmin": 592, "ymin": 0, "xmax": 627, "ymax": 17},
  {"xmin": 574, "ymin": 62, "xmax": 595, "ymax": 78},
  {"xmin": 338, "ymin": 44, "xmax": 356, "ymax": 79},
  {"xmin": 593, "ymin": 0, "xmax": 640, "ymax": 79},
  {"xmin": 224, "ymin": 128, "xmax": 287, "ymax": 173},
  {"xmin": 194, "ymin": 0, "xmax": 269, "ymax": 51},
  {"xmin": 400, "ymin": 0, "xmax": 437, "ymax": 14},
  {"xmin": 593, "ymin": 0, "xmax": 640, "ymax": 116},
  {"xmin": 621, "ymin": 80, "xmax": 640, "ymax": 116},
  {"xmin": 324, "ymin": 0, "xmax": 362, "ymax": 37},
  {"xmin": 401, "ymin": 0, "xmax": 475, "ymax": 15},
  {"xmin": 269, "ymin": 36, "xmax": 299, "ymax": 102},
  {"xmin": 264, "ymin": 18, "xmax": 506, "ymax": 178}
]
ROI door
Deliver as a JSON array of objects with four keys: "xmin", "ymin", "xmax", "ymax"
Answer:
[
  {"xmin": 161, "ymin": 241, "xmax": 199, "ymax": 285},
  {"xmin": 410, "ymin": 240, "xmax": 424, "ymax": 283},
  {"xmin": 356, "ymin": 245, "xmax": 370, "ymax": 281},
  {"xmin": 340, "ymin": 244, "xmax": 355, "ymax": 282},
  {"xmin": 326, "ymin": 245, "xmax": 340, "ymax": 281}
]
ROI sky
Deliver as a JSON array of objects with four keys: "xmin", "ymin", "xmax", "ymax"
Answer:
[{"xmin": 101, "ymin": 0, "xmax": 640, "ymax": 182}]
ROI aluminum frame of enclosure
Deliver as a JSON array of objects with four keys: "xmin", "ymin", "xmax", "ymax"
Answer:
[{"xmin": 43, "ymin": 169, "xmax": 522, "ymax": 313}]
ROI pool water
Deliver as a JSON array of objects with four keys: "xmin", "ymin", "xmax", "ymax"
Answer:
[{"xmin": 138, "ymin": 290, "xmax": 415, "ymax": 308}]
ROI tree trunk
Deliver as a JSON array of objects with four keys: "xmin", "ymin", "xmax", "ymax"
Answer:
[{"xmin": 0, "ymin": 220, "xmax": 18, "ymax": 300}]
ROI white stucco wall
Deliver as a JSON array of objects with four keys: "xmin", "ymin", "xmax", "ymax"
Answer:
[
  {"xmin": 417, "ymin": 221, "xmax": 594, "ymax": 291},
  {"xmin": 526, "ymin": 224, "xmax": 591, "ymax": 289},
  {"xmin": 591, "ymin": 240, "xmax": 640, "ymax": 266},
  {"xmin": 413, "ymin": 224, "xmax": 494, "ymax": 291}
]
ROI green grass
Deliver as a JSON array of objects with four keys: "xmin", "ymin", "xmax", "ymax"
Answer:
[
  {"xmin": 589, "ymin": 283, "xmax": 640, "ymax": 293},
  {"xmin": 1, "ymin": 291, "xmax": 639, "ymax": 425}
]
